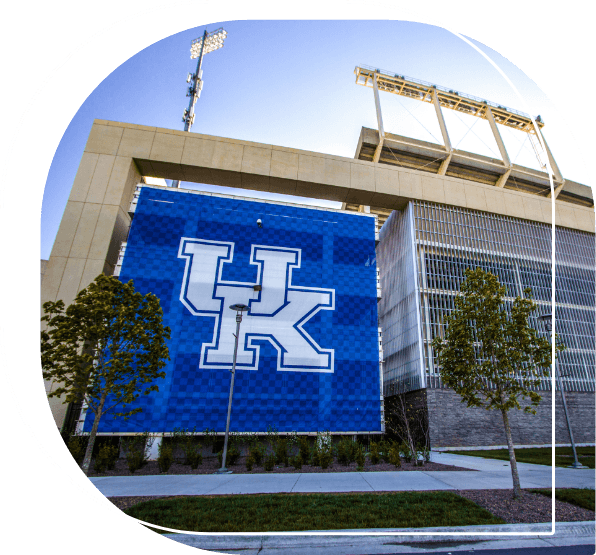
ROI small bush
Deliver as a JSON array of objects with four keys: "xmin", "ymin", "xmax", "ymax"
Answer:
[
  {"xmin": 400, "ymin": 442, "xmax": 413, "ymax": 463},
  {"xmin": 388, "ymin": 443, "xmax": 402, "ymax": 468},
  {"xmin": 93, "ymin": 444, "xmax": 119, "ymax": 473},
  {"xmin": 249, "ymin": 443, "xmax": 265, "ymax": 466},
  {"xmin": 320, "ymin": 450, "xmax": 333, "ymax": 469},
  {"xmin": 67, "ymin": 435, "xmax": 88, "ymax": 465},
  {"xmin": 379, "ymin": 439, "xmax": 390, "ymax": 463},
  {"xmin": 369, "ymin": 442, "xmax": 380, "ymax": 465},
  {"xmin": 298, "ymin": 436, "xmax": 310, "ymax": 462},
  {"xmin": 275, "ymin": 438, "xmax": 289, "ymax": 467},
  {"xmin": 122, "ymin": 432, "xmax": 153, "ymax": 474},
  {"xmin": 355, "ymin": 445, "xmax": 366, "ymax": 471},
  {"xmin": 290, "ymin": 455, "xmax": 303, "ymax": 470},
  {"xmin": 217, "ymin": 445, "xmax": 240, "ymax": 467},
  {"xmin": 264, "ymin": 454, "xmax": 276, "ymax": 471},
  {"xmin": 245, "ymin": 453, "xmax": 255, "ymax": 471},
  {"xmin": 336, "ymin": 436, "xmax": 355, "ymax": 466},
  {"xmin": 187, "ymin": 451, "xmax": 202, "ymax": 469},
  {"xmin": 310, "ymin": 446, "xmax": 320, "ymax": 467},
  {"xmin": 157, "ymin": 441, "xmax": 174, "ymax": 473}
]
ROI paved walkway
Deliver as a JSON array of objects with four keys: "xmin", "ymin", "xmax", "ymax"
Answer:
[{"xmin": 89, "ymin": 452, "xmax": 594, "ymax": 497}]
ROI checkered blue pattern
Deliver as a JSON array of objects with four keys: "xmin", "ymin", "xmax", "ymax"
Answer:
[{"xmin": 85, "ymin": 188, "xmax": 382, "ymax": 433}]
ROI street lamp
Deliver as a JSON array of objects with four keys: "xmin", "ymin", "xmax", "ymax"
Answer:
[
  {"xmin": 537, "ymin": 313, "xmax": 587, "ymax": 469},
  {"xmin": 215, "ymin": 303, "xmax": 249, "ymax": 474},
  {"xmin": 172, "ymin": 27, "xmax": 228, "ymax": 188}
]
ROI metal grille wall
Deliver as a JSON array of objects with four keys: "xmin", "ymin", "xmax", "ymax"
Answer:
[
  {"xmin": 411, "ymin": 201, "xmax": 595, "ymax": 393},
  {"xmin": 377, "ymin": 206, "xmax": 424, "ymax": 396}
]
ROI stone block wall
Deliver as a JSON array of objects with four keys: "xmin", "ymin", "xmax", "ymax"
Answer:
[{"xmin": 398, "ymin": 388, "xmax": 594, "ymax": 448}]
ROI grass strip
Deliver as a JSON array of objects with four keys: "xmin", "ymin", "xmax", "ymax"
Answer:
[
  {"xmin": 530, "ymin": 488, "xmax": 595, "ymax": 511},
  {"xmin": 124, "ymin": 491, "xmax": 505, "ymax": 533},
  {"xmin": 448, "ymin": 447, "xmax": 595, "ymax": 468}
]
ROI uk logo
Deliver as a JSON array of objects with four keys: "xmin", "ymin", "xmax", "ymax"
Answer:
[{"xmin": 178, "ymin": 238, "xmax": 335, "ymax": 373}]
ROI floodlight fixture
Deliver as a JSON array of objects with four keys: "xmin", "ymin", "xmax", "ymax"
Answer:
[
  {"xmin": 171, "ymin": 27, "xmax": 228, "ymax": 189},
  {"xmin": 191, "ymin": 28, "xmax": 228, "ymax": 58}
]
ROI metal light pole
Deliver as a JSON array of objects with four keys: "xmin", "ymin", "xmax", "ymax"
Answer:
[
  {"xmin": 215, "ymin": 303, "xmax": 249, "ymax": 474},
  {"xmin": 171, "ymin": 27, "xmax": 228, "ymax": 188},
  {"xmin": 537, "ymin": 313, "xmax": 587, "ymax": 469}
]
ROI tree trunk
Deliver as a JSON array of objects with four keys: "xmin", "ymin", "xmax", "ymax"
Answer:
[
  {"xmin": 500, "ymin": 407, "xmax": 521, "ymax": 498},
  {"xmin": 81, "ymin": 396, "xmax": 105, "ymax": 476}
]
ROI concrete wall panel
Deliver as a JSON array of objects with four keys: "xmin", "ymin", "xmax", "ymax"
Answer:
[
  {"xmin": 68, "ymin": 152, "xmax": 99, "ymax": 202},
  {"xmin": 181, "ymin": 136, "xmax": 216, "ymax": 168},
  {"xmin": 51, "ymin": 201, "xmax": 84, "ymax": 258},
  {"xmin": 117, "ymin": 127, "xmax": 155, "ymax": 158},
  {"xmin": 270, "ymin": 149, "xmax": 299, "ymax": 181},
  {"xmin": 85, "ymin": 155, "xmax": 116, "ymax": 204},
  {"xmin": 56, "ymin": 257, "xmax": 86, "ymax": 306},
  {"xmin": 443, "ymin": 178, "xmax": 467, "ymax": 207},
  {"xmin": 69, "ymin": 202, "xmax": 102, "ymax": 259},
  {"xmin": 149, "ymin": 132, "xmax": 185, "ymax": 164},
  {"xmin": 84, "ymin": 124, "xmax": 123, "ymax": 155}
]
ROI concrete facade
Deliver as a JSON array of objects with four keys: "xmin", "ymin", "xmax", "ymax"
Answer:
[{"xmin": 42, "ymin": 120, "xmax": 595, "ymax": 431}]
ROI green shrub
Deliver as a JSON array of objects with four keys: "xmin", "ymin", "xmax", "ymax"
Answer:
[
  {"xmin": 369, "ymin": 442, "xmax": 380, "ymax": 465},
  {"xmin": 157, "ymin": 441, "xmax": 174, "ymax": 473},
  {"xmin": 355, "ymin": 445, "xmax": 366, "ymax": 471},
  {"xmin": 173, "ymin": 427, "xmax": 203, "ymax": 466},
  {"xmin": 336, "ymin": 436, "xmax": 354, "ymax": 466},
  {"xmin": 245, "ymin": 453, "xmax": 255, "ymax": 471},
  {"xmin": 310, "ymin": 446, "xmax": 320, "ymax": 467},
  {"xmin": 67, "ymin": 435, "xmax": 88, "ymax": 465},
  {"xmin": 187, "ymin": 451, "xmax": 202, "ymax": 469},
  {"xmin": 264, "ymin": 454, "xmax": 276, "ymax": 471},
  {"xmin": 388, "ymin": 443, "xmax": 402, "ymax": 468},
  {"xmin": 217, "ymin": 445, "xmax": 240, "ymax": 467},
  {"xmin": 400, "ymin": 442, "xmax": 413, "ymax": 463},
  {"xmin": 122, "ymin": 432, "xmax": 153, "ymax": 474},
  {"xmin": 275, "ymin": 438, "xmax": 289, "ymax": 466},
  {"xmin": 298, "ymin": 436, "xmax": 310, "ymax": 462},
  {"xmin": 290, "ymin": 455, "xmax": 303, "ymax": 470},
  {"xmin": 93, "ymin": 443, "xmax": 119, "ymax": 473},
  {"xmin": 320, "ymin": 449, "xmax": 333, "ymax": 469},
  {"xmin": 379, "ymin": 439, "xmax": 390, "ymax": 463},
  {"xmin": 249, "ymin": 443, "xmax": 265, "ymax": 466}
]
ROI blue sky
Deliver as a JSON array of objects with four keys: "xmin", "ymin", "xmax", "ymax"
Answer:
[{"xmin": 40, "ymin": 19, "xmax": 582, "ymax": 260}]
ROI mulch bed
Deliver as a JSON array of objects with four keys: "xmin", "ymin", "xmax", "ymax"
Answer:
[
  {"xmin": 108, "ymin": 489, "xmax": 595, "ymax": 524},
  {"xmin": 89, "ymin": 455, "xmax": 470, "ymax": 478},
  {"xmin": 457, "ymin": 489, "xmax": 595, "ymax": 524}
]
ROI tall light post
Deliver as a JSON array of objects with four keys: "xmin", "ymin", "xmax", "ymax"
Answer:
[
  {"xmin": 171, "ymin": 27, "xmax": 228, "ymax": 189},
  {"xmin": 537, "ymin": 313, "xmax": 587, "ymax": 469},
  {"xmin": 215, "ymin": 303, "xmax": 249, "ymax": 474}
]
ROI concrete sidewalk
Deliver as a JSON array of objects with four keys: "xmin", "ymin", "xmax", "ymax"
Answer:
[
  {"xmin": 89, "ymin": 452, "xmax": 594, "ymax": 497},
  {"xmin": 90, "ymin": 453, "xmax": 594, "ymax": 553}
]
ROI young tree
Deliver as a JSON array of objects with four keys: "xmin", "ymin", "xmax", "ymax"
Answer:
[
  {"xmin": 431, "ymin": 268, "xmax": 560, "ymax": 498},
  {"xmin": 41, "ymin": 274, "xmax": 171, "ymax": 475}
]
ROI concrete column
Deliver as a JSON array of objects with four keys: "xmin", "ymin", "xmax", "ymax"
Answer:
[{"xmin": 41, "ymin": 122, "xmax": 143, "ymax": 429}]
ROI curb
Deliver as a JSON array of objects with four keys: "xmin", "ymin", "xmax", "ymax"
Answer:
[{"xmin": 162, "ymin": 521, "xmax": 595, "ymax": 551}]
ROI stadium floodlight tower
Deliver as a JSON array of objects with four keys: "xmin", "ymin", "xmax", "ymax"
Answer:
[{"xmin": 171, "ymin": 27, "xmax": 228, "ymax": 188}]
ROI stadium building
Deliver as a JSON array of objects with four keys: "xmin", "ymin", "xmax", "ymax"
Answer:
[{"xmin": 41, "ymin": 67, "xmax": 595, "ymax": 448}]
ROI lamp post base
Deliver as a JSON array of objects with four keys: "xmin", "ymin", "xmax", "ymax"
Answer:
[
  {"xmin": 568, "ymin": 462, "xmax": 589, "ymax": 469},
  {"xmin": 214, "ymin": 468, "xmax": 233, "ymax": 474}
]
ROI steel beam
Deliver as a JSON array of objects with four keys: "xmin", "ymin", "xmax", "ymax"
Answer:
[
  {"xmin": 486, "ymin": 106, "xmax": 511, "ymax": 168},
  {"xmin": 372, "ymin": 73, "xmax": 385, "ymax": 164}
]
